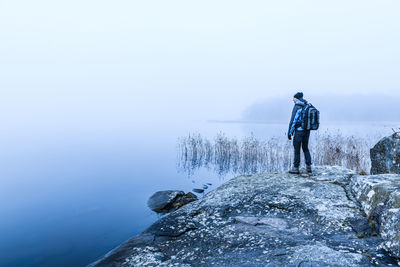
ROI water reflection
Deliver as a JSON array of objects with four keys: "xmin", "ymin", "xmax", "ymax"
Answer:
[{"xmin": 177, "ymin": 131, "xmax": 371, "ymax": 176}]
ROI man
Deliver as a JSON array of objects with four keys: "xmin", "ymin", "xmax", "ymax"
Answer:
[{"xmin": 288, "ymin": 92, "xmax": 312, "ymax": 174}]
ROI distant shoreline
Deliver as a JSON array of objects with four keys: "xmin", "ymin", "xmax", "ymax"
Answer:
[{"xmin": 207, "ymin": 119, "xmax": 400, "ymax": 126}]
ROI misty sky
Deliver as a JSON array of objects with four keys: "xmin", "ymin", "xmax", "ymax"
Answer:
[{"xmin": 1, "ymin": 0, "xmax": 400, "ymax": 130}]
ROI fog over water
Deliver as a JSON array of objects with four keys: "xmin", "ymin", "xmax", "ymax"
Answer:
[
  {"xmin": 1, "ymin": 0, "xmax": 400, "ymax": 266},
  {"xmin": 243, "ymin": 94, "xmax": 400, "ymax": 123}
]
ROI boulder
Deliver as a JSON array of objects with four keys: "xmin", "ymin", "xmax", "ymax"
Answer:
[
  {"xmin": 147, "ymin": 190, "xmax": 198, "ymax": 214},
  {"xmin": 147, "ymin": 190, "xmax": 185, "ymax": 213},
  {"xmin": 350, "ymin": 173, "xmax": 400, "ymax": 258},
  {"xmin": 91, "ymin": 166, "xmax": 399, "ymax": 266},
  {"xmin": 370, "ymin": 132, "xmax": 400, "ymax": 174}
]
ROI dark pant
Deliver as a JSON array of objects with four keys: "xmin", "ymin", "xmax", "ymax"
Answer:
[{"xmin": 293, "ymin": 130, "xmax": 312, "ymax": 168}]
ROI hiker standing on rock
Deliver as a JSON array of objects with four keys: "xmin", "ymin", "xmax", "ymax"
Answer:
[{"xmin": 288, "ymin": 92, "xmax": 312, "ymax": 174}]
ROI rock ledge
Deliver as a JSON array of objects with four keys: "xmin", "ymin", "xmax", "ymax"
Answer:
[{"xmin": 90, "ymin": 166, "xmax": 400, "ymax": 266}]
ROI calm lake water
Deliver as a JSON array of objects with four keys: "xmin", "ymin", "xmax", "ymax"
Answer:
[{"xmin": 0, "ymin": 120, "xmax": 397, "ymax": 266}]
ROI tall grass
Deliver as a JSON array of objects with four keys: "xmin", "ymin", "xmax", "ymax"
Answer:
[{"xmin": 177, "ymin": 131, "xmax": 371, "ymax": 176}]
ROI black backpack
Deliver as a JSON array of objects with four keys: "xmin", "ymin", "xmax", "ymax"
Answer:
[{"xmin": 300, "ymin": 103, "xmax": 320, "ymax": 130}]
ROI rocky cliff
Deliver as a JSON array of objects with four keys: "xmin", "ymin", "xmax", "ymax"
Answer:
[{"xmin": 90, "ymin": 166, "xmax": 400, "ymax": 266}]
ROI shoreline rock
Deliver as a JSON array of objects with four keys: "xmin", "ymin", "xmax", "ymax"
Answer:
[
  {"xmin": 370, "ymin": 132, "xmax": 400, "ymax": 175},
  {"xmin": 90, "ymin": 166, "xmax": 400, "ymax": 266},
  {"xmin": 351, "ymin": 173, "xmax": 400, "ymax": 259},
  {"xmin": 147, "ymin": 190, "xmax": 198, "ymax": 214}
]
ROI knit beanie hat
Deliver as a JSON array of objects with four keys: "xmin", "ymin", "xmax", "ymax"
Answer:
[{"xmin": 294, "ymin": 92, "xmax": 303, "ymax": 99}]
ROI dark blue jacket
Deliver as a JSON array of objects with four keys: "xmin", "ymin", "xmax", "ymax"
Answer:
[{"xmin": 288, "ymin": 98, "xmax": 307, "ymax": 136}]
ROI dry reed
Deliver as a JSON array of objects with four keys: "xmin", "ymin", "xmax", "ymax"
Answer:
[{"xmin": 177, "ymin": 131, "xmax": 371, "ymax": 176}]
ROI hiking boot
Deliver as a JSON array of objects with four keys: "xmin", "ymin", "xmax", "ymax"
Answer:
[
  {"xmin": 306, "ymin": 165, "xmax": 312, "ymax": 173},
  {"xmin": 289, "ymin": 167, "xmax": 300, "ymax": 174}
]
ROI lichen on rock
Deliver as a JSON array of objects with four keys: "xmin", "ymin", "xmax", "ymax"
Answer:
[
  {"xmin": 350, "ymin": 173, "xmax": 400, "ymax": 259},
  {"xmin": 370, "ymin": 133, "xmax": 400, "ymax": 175},
  {"xmin": 90, "ymin": 166, "xmax": 400, "ymax": 266}
]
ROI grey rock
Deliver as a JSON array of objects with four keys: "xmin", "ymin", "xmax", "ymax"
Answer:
[
  {"xmin": 147, "ymin": 191, "xmax": 198, "ymax": 214},
  {"xmin": 91, "ymin": 166, "xmax": 399, "ymax": 266},
  {"xmin": 147, "ymin": 190, "xmax": 185, "ymax": 213},
  {"xmin": 181, "ymin": 192, "xmax": 198, "ymax": 203},
  {"xmin": 192, "ymin": 188, "xmax": 204, "ymax": 194},
  {"xmin": 370, "ymin": 133, "xmax": 400, "ymax": 174},
  {"xmin": 350, "ymin": 173, "xmax": 400, "ymax": 258},
  {"xmin": 348, "ymin": 217, "xmax": 373, "ymax": 237},
  {"xmin": 174, "ymin": 192, "xmax": 198, "ymax": 211}
]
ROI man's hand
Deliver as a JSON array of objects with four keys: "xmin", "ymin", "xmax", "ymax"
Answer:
[{"xmin": 288, "ymin": 134, "xmax": 292, "ymax": 140}]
